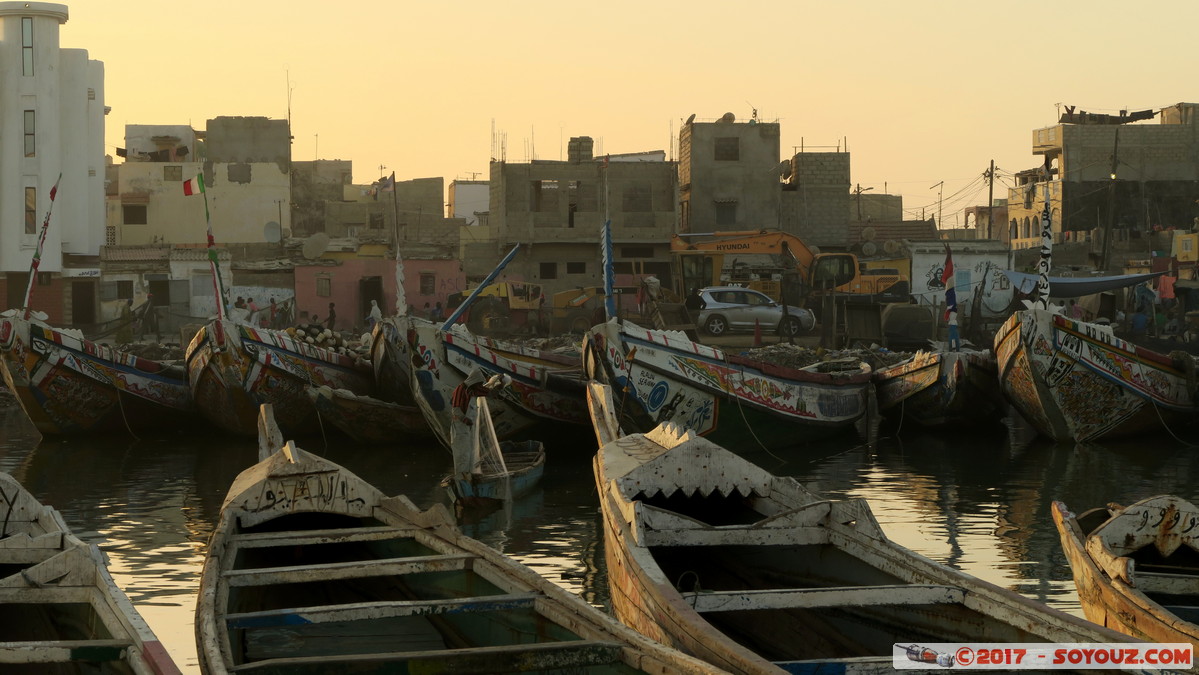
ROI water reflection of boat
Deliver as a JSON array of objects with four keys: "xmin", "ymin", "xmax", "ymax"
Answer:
[
  {"xmin": 1054, "ymin": 495, "xmax": 1199, "ymax": 651},
  {"xmin": 583, "ymin": 319, "xmax": 871, "ymax": 451},
  {"xmin": 185, "ymin": 318, "xmax": 373, "ymax": 437},
  {"xmin": 588, "ymin": 382, "xmax": 1134, "ymax": 673},
  {"xmin": 196, "ymin": 405, "xmax": 715, "ymax": 674},
  {"xmin": 0, "ymin": 315, "xmax": 194, "ymax": 436},
  {"xmin": 873, "ymin": 349, "xmax": 1005, "ymax": 428},
  {"xmin": 995, "ymin": 308, "xmax": 1196, "ymax": 443},
  {"xmin": 0, "ymin": 472, "xmax": 180, "ymax": 674}
]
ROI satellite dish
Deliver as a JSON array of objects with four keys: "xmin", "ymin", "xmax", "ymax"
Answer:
[
  {"xmin": 720, "ymin": 112, "xmax": 736, "ymax": 123},
  {"xmin": 302, "ymin": 232, "xmax": 330, "ymax": 259},
  {"xmin": 685, "ymin": 113, "xmax": 696, "ymax": 124},
  {"xmin": 861, "ymin": 241, "xmax": 878, "ymax": 257},
  {"xmin": 263, "ymin": 221, "xmax": 281, "ymax": 243},
  {"xmin": 778, "ymin": 161, "xmax": 792, "ymax": 180},
  {"xmin": 883, "ymin": 239, "xmax": 900, "ymax": 254},
  {"xmin": 861, "ymin": 226, "xmax": 877, "ymax": 242}
]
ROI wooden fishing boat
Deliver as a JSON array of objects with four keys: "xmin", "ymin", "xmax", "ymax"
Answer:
[
  {"xmin": 185, "ymin": 318, "xmax": 373, "ymax": 437},
  {"xmin": 368, "ymin": 314, "xmax": 417, "ymax": 406},
  {"xmin": 872, "ymin": 348, "xmax": 1005, "ymax": 428},
  {"xmin": 407, "ymin": 316, "xmax": 588, "ymax": 449},
  {"xmin": 442, "ymin": 396, "xmax": 545, "ymax": 508},
  {"xmin": 1053, "ymin": 495, "xmax": 1199, "ymax": 650},
  {"xmin": 994, "ymin": 307, "xmax": 1196, "ymax": 443},
  {"xmin": 0, "ymin": 472, "xmax": 180, "ymax": 674},
  {"xmin": 307, "ymin": 384, "xmax": 432, "ymax": 443},
  {"xmin": 587, "ymin": 381, "xmax": 1136, "ymax": 674},
  {"xmin": 195, "ymin": 404, "xmax": 719, "ymax": 675},
  {"xmin": 583, "ymin": 319, "xmax": 871, "ymax": 451},
  {"xmin": 0, "ymin": 314, "xmax": 194, "ymax": 436}
]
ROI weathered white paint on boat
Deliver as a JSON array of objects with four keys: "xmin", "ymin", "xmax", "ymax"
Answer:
[
  {"xmin": 589, "ymin": 382, "xmax": 1135, "ymax": 674},
  {"xmin": 1054, "ymin": 495, "xmax": 1199, "ymax": 652}
]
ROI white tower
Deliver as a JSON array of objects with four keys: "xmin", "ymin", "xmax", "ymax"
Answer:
[{"xmin": 0, "ymin": 2, "xmax": 105, "ymax": 274}]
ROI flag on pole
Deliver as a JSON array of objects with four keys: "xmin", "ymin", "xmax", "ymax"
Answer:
[
  {"xmin": 183, "ymin": 173, "xmax": 205, "ymax": 196},
  {"xmin": 941, "ymin": 245, "xmax": 956, "ymax": 322}
]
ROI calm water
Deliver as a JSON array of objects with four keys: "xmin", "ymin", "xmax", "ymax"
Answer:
[{"xmin": 0, "ymin": 404, "xmax": 1195, "ymax": 673}]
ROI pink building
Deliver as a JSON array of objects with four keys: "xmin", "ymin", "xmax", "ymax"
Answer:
[{"xmin": 293, "ymin": 257, "xmax": 464, "ymax": 331}]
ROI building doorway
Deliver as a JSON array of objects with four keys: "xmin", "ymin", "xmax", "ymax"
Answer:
[
  {"xmin": 71, "ymin": 281, "xmax": 96, "ymax": 325},
  {"xmin": 359, "ymin": 276, "xmax": 384, "ymax": 329}
]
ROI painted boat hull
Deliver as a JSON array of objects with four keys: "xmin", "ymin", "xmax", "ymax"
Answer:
[
  {"xmin": 195, "ymin": 408, "xmax": 718, "ymax": 675},
  {"xmin": 407, "ymin": 317, "xmax": 587, "ymax": 448},
  {"xmin": 583, "ymin": 320, "xmax": 871, "ymax": 450},
  {"xmin": 185, "ymin": 319, "xmax": 373, "ymax": 437},
  {"xmin": 307, "ymin": 385, "xmax": 432, "ymax": 443},
  {"xmin": 588, "ymin": 387, "xmax": 1137, "ymax": 673},
  {"xmin": 995, "ymin": 308, "xmax": 1195, "ymax": 443},
  {"xmin": 0, "ymin": 472, "xmax": 180, "ymax": 674},
  {"xmin": 0, "ymin": 316, "xmax": 194, "ymax": 436},
  {"xmin": 369, "ymin": 315, "xmax": 416, "ymax": 406},
  {"xmin": 443, "ymin": 441, "xmax": 545, "ymax": 507},
  {"xmin": 873, "ymin": 349, "xmax": 1005, "ymax": 428},
  {"xmin": 1053, "ymin": 497, "xmax": 1199, "ymax": 650}
]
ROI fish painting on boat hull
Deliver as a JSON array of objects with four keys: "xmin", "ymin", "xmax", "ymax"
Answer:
[
  {"xmin": 186, "ymin": 319, "xmax": 373, "ymax": 437},
  {"xmin": 995, "ymin": 308, "xmax": 1195, "ymax": 443},
  {"xmin": 583, "ymin": 320, "xmax": 870, "ymax": 450},
  {"xmin": 0, "ymin": 316, "xmax": 194, "ymax": 436}
]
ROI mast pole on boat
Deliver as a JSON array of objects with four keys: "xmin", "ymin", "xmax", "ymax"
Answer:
[
  {"xmin": 601, "ymin": 157, "xmax": 616, "ymax": 321},
  {"xmin": 441, "ymin": 244, "xmax": 521, "ymax": 330},
  {"xmin": 1030, "ymin": 182, "xmax": 1053, "ymax": 310},
  {"xmin": 22, "ymin": 173, "xmax": 61, "ymax": 320}
]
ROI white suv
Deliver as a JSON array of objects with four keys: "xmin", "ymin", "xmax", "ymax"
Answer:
[{"xmin": 694, "ymin": 286, "xmax": 815, "ymax": 337}]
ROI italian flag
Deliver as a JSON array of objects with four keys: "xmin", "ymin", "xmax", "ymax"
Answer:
[{"xmin": 183, "ymin": 174, "xmax": 205, "ymax": 196}]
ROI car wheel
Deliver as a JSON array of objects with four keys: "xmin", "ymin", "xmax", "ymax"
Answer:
[
  {"xmin": 778, "ymin": 316, "xmax": 802, "ymax": 337},
  {"xmin": 704, "ymin": 314, "xmax": 728, "ymax": 336}
]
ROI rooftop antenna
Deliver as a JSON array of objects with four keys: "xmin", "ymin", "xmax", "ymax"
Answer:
[{"xmin": 746, "ymin": 101, "xmax": 758, "ymax": 121}]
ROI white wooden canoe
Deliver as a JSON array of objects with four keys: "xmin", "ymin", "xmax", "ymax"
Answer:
[
  {"xmin": 0, "ymin": 472, "xmax": 180, "ymax": 674},
  {"xmin": 1054, "ymin": 495, "xmax": 1199, "ymax": 650},
  {"xmin": 195, "ymin": 404, "xmax": 722, "ymax": 674},
  {"xmin": 587, "ymin": 382, "xmax": 1135, "ymax": 674}
]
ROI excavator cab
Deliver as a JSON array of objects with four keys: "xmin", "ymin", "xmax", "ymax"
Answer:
[{"xmin": 809, "ymin": 253, "xmax": 857, "ymax": 290}]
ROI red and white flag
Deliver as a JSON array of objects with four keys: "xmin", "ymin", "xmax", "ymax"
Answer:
[{"xmin": 183, "ymin": 173, "xmax": 205, "ymax": 196}]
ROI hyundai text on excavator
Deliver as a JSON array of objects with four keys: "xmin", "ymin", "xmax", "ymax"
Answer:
[{"xmin": 670, "ymin": 229, "xmax": 909, "ymax": 307}]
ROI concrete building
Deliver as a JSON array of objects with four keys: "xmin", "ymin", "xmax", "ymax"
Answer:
[
  {"xmin": 779, "ymin": 151, "xmax": 850, "ymax": 248},
  {"xmin": 679, "ymin": 113, "xmax": 781, "ymax": 234},
  {"xmin": 1007, "ymin": 103, "xmax": 1199, "ymax": 260},
  {"xmin": 486, "ymin": 137, "xmax": 676, "ymax": 296},
  {"xmin": 448, "ymin": 179, "xmax": 488, "ymax": 227},
  {"xmin": 0, "ymin": 1, "xmax": 106, "ymax": 324}
]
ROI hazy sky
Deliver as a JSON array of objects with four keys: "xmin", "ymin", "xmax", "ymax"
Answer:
[{"xmin": 62, "ymin": 1, "xmax": 1199, "ymax": 227}]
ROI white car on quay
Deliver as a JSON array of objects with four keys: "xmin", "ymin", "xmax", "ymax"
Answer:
[{"xmin": 693, "ymin": 286, "xmax": 816, "ymax": 337}]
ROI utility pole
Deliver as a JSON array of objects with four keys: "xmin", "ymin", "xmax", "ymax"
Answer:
[
  {"xmin": 853, "ymin": 183, "xmax": 873, "ymax": 221},
  {"xmin": 986, "ymin": 160, "xmax": 995, "ymax": 239},
  {"xmin": 930, "ymin": 181, "xmax": 944, "ymax": 229},
  {"xmin": 1101, "ymin": 129, "xmax": 1120, "ymax": 272}
]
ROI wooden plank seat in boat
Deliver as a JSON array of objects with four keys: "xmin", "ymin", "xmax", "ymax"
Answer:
[
  {"xmin": 224, "ymin": 592, "xmax": 542, "ymax": 629},
  {"xmin": 221, "ymin": 553, "xmax": 477, "ymax": 587},
  {"xmin": 679, "ymin": 584, "xmax": 967, "ymax": 613},
  {"xmin": 228, "ymin": 525, "xmax": 416, "ymax": 548},
  {"xmin": 1135, "ymin": 571, "xmax": 1199, "ymax": 595},
  {"xmin": 0, "ymin": 639, "xmax": 133, "ymax": 663},
  {"xmin": 227, "ymin": 639, "xmax": 628, "ymax": 673}
]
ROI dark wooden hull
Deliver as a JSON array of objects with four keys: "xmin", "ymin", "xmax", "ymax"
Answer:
[
  {"xmin": 307, "ymin": 385, "xmax": 432, "ymax": 443},
  {"xmin": 873, "ymin": 350, "xmax": 1004, "ymax": 428},
  {"xmin": 186, "ymin": 319, "xmax": 373, "ymax": 437},
  {"xmin": 0, "ymin": 316, "xmax": 194, "ymax": 436}
]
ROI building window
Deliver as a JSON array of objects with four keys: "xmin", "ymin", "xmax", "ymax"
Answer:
[
  {"xmin": 569, "ymin": 181, "xmax": 597, "ymax": 212},
  {"xmin": 21, "ymin": 18, "xmax": 33, "ymax": 76},
  {"xmin": 420, "ymin": 272, "xmax": 435, "ymax": 296},
  {"xmin": 164, "ymin": 165, "xmax": 182, "ymax": 182},
  {"xmin": 123, "ymin": 204, "xmax": 147, "ymax": 225},
  {"xmin": 715, "ymin": 137, "xmax": 739, "ymax": 161},
  {"xmin": 622, "ymin": 182, "xmax": 652, "ymax": 212},
  {"xmin": 316, "ymin": 276, "xmax": 332, "ymax": 297},
  {"xmin": 531, "ymin": 180, "xmax": 559, "ymax": 212},
  {"xmin": 369, "ymin": 212, "xmax": 384, "ymax": 229},
  {"xmin": 539, "ymin": 262, "xmax": 558, "ymax": 280},
  {"xmin": 117, "ymin": 280, "xmax": 133, "ymax": 300},
  {"xmin": 566, "ymin": 262, "xmax": 586, "ymax": 275},
  {"xmin": 23, "ymin": 110, "xmax": 34, "ymax": 157},
  {"xmin": 714, "ymin": 201, "xmax": 737, "ymax": 227},
  {"xmin": 106, "ymin": 225, "xmax": 117, "ymax": 245},
  {"xmin": 25, "ymin": 188, "xmax": 36, "ymax": 234}
]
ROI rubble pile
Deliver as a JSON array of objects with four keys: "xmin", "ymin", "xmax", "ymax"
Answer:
[{"xmin": 742, "ymin": 343, "xmax": 912, "ymax": 371}]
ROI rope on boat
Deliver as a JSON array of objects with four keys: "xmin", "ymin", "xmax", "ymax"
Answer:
[
  {"xmin": 722, "ymin": 349, "xmax": 780, "ymax": 461},
  {"xmin": 1151, "ymin": 398, "xmax": 1197, "ymax": 448},
  {"xmin": 115, "ymin": 386, "xmax": 141, "ymax": 441}
]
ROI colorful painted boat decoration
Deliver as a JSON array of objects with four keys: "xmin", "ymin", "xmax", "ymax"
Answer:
[
  {"xmin": 407, "ymin": 316, "xmax": 588, "ymax": 449},
  {"xmin": 0, "ymin": 471, "xmax": 181, "ymax": 674},
  {"xmin": 306, "ymin": 384, "xmax": 432, "ymax": 443},
  {"xmin": 195, "ymin": 404, "xmax": 719, "ymax": 675},
  {"xmin": 442, "ymin": 396, "xmax": 545, "ymax": 508},
  {"xmin": 994, "ymin": 307, "xmax": 1196, "ymax": 443},
  {"xmin": 872, "ymin": 349, "xmax": 1005, "ymax": 428},
  {"xmin": 587, "ymin": 382, "xmax": 1137, "ymax": 674},
  {"xmin": 1053, "ymin": 495, "xmax": 1199, "ymax": 653},
  {"xmin": 582, "ymin": 319, "xmax": 871, "ymax": 450},
  {"xmin": 0, "ymin": 314, "xmax": 194, "ymax": 436},
  {"xmin": 185, "ymin": 318, "xmax": 373, "ymax": 437}
]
